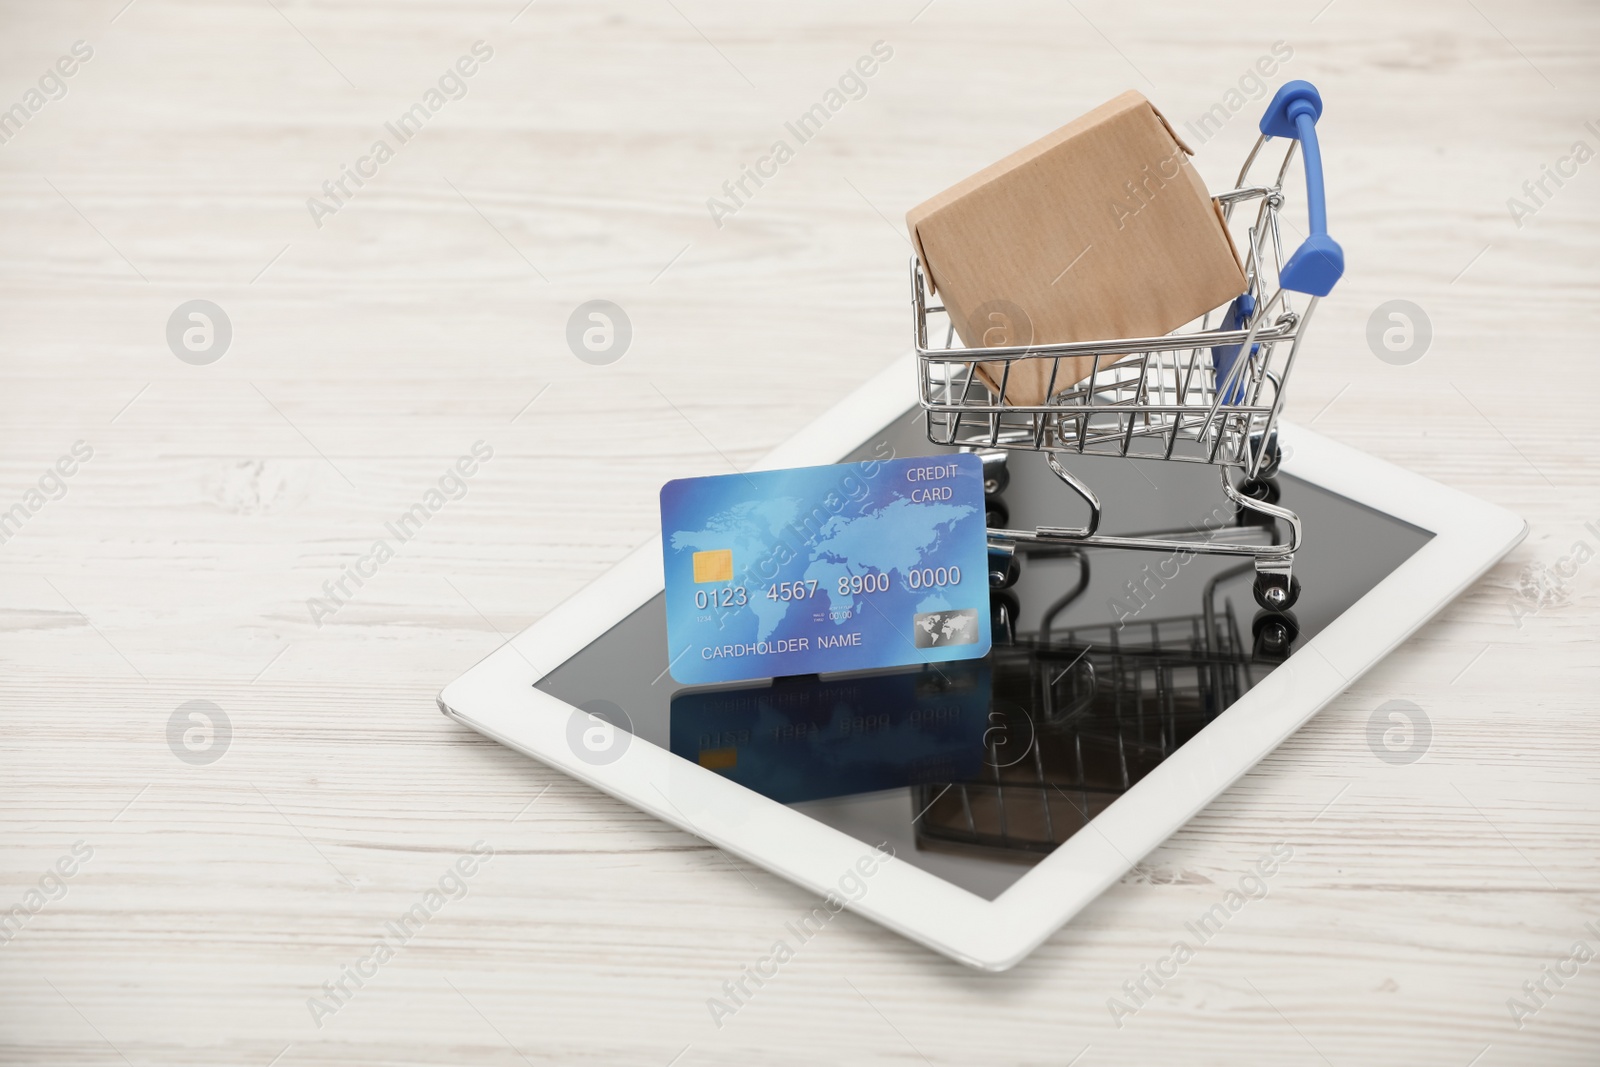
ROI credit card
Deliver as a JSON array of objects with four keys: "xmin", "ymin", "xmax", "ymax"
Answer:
[{"xmin": 659, "ymin": 453, "xmax": 992, "ymax": 685}]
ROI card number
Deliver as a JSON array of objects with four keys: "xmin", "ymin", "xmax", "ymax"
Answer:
[{"xmin": 694, "ymin": 585, "xmax": 747, "ymax": 609}]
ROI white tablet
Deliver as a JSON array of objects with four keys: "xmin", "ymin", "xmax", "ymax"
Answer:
[{"xmin": 438, "ymin": 354, "xmax": 1524, "ymax": 971}]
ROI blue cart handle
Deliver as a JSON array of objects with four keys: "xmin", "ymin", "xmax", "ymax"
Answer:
[{"xmin": 1259, "ymin": 80, "xmax": 1343, "ymax": 297}]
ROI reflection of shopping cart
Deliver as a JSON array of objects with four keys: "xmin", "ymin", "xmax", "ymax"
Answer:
[
  {"xmin": 913, "ymin": 568, "xmax": 1272, "ymax": 859},
  {"xmin": 912, "ymin": 82, "xmax": 1343, "ymax": 611}
]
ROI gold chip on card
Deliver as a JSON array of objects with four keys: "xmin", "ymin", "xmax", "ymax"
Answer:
[{"xmin": 692, "ymin": 549, "xmax": 733, "ymax": 583}]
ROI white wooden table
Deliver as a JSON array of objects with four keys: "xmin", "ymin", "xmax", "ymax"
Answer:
[{"xmin": 3, "ymin": 1, "xmax": 1597, "ymax": 1063}]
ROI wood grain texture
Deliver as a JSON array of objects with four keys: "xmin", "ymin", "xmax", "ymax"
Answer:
[{"xmin": 2, "ymin": 0, "xmax": 1598, "ymax": 1064}]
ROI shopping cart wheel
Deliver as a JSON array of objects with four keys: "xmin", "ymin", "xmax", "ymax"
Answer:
[
  {"xmin": 1253, "ymin": 571, "xmax": 1301, "ymax": 611},
  {"xmin": 1251, "ymin": 431, "xmax": 1282, "ymax": 479},
  {"xmin": 973, "ymin": 449, "xmax": 1009, "ymax": 496},
  {"xmin": 985, "ymin": 498, "xmax": 1010, "ymax": 530},
  {"xmin": 1252, "ymin": 611, "xmax": 1299, "ymax": 660},
  {"xmin": 989, "ymin": 553, "xmax": 1020, "ymax": 590}
]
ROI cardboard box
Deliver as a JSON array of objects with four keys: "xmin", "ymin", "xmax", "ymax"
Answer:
[{"xmin": 906, "ymin": 91, "xmax": 1247, "ymax": 405}]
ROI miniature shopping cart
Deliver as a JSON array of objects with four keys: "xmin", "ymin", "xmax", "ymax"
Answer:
[{"xmin": 912, "ymin": 81, "xmax": 1343, "ymax": 612}]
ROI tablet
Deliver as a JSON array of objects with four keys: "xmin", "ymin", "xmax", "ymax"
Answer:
[{"xmin": 438, "ymin": 355, "xmax": 1525, "ymax": 971}]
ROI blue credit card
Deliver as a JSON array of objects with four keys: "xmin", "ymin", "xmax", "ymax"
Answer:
[{"xmin": 660, "ymin": 454, "xmax": 992, "ymax": 685}]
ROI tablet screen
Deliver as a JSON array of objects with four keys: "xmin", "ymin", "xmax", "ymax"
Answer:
[{"xmin": 536, "ymin": 409, "xmax": 1432, "ymax": 900}]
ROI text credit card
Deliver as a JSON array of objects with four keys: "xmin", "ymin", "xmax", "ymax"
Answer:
[{"xmin": 659, "ymin": 453, "xmax": 992, "ymax": 685}]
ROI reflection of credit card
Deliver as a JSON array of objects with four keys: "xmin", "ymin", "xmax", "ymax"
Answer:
[
  {"xmin": 670, "ymin": 662, "xmax": 991, "ymax": 803},
  {"xmin": 660, "ymin": 454, "xmax": 992, "ymax": 685}
]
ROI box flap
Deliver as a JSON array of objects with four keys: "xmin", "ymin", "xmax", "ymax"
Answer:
[{"xmin": 1147, "ymin": 99, "xmax": 1195, "ymax": 158}]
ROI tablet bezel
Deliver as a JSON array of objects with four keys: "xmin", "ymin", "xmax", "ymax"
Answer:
[{"xmin": 438, "ymin": 354, "xmax": 1525, "ymax": 971}]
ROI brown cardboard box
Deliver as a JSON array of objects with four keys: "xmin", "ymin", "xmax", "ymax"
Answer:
[{"xmin": 906, "ymin": 91, "xmax": 1247, "ymax": 405}]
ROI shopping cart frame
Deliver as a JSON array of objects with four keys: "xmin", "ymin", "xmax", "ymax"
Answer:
[{"xmin": 912, "ymin": 81, "xmax": 1344, "ymax": 611}]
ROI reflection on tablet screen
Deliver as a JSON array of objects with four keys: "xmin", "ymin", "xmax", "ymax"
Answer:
[{"xmin": 536, "ymin": 411, "xmax": 1432, "ymax": 900}]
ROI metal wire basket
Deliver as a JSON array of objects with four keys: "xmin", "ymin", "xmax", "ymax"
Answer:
[{"xmin": 913, "ymin": 81, "xmax": 1344, "ymax": 611}]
